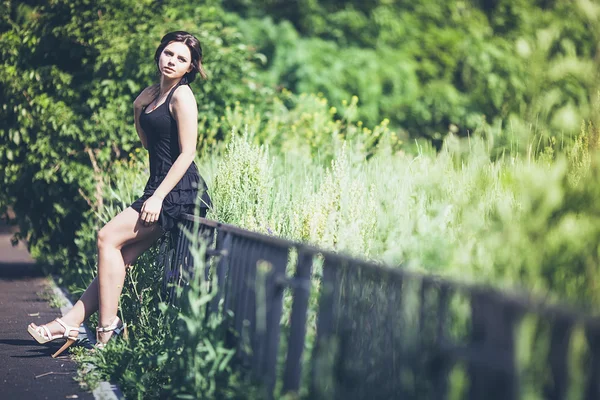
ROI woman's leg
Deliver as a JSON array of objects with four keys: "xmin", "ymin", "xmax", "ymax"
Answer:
[
  {"xmin": 29, "ymin": 207, "xmax": 164, "ymax": 338},
  {"xmin": 95, "ymin": 207, "xmax": 163, "ymax": 342},
  {"xmin": 76, "ymin": 234, "xmax": 164, "ymax": 316}
]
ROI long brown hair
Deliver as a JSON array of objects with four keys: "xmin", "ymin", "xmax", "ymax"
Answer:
[{"xmin": 154, "ymin": 31, "xmax": 207, "ymax": 83}]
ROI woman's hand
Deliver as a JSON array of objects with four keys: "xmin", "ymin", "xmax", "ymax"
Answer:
[
  {"xmin": 139, "ymin": 194, "xmax": 164, "ymax": 227},
  {"xmin": 133, "ymin": 84, "xmax": 159, "ymax": 109}
]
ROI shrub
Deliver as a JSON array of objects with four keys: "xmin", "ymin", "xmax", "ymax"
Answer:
[{"xmin": 0, "ymin": 0, "xmax": 267, "ymax": 272}]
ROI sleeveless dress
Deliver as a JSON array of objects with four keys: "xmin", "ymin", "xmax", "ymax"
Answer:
[{"xmin": 130, "ymin": 79, "xmax": 211, "ymax": 232}]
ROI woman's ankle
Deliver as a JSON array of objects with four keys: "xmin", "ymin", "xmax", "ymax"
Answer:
[
  {"xmin": 96, "ymin": 315, "xmax": 122, "ymax": 344},
  {"xmin": 96, "ymin": 330, "xmax": 113, "ymax": 344},
  {"xmin": 60, "ymin": 316, "xmax": 82, "ymax": 330},
  {"xmin": 98, "ymin": 315, "xmax": 119, "ymax": 329}
]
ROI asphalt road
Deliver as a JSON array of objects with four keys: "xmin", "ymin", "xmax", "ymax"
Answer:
[{"xmin": 0, "ymin": 219, "xmax": 93, "ymax": 400}]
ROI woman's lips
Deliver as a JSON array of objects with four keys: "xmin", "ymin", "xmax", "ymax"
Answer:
[{"xmin": 164, "ymin": 67, "xmax": 175, "ymax": 73}]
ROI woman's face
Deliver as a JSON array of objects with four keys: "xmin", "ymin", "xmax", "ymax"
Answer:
[{"xmin": 158, "ymin": 41, "xmax": 193, "ymax": 79}]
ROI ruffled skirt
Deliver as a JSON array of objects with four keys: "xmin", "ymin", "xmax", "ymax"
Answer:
[{"xmin": 130, "ymin": 171, "xmax": 211, "ymax": 232}]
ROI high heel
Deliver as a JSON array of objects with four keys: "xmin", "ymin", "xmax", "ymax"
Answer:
[
  {"xmin": 95, "ymin": 316, "xmax": 127, "ymax": 350},
  {"xmin": 52, "ymin": 338, "xmax": 77, "ymax": 358},
  {"xmin": 27, "ymin": 318, "xmax": 80, "ymax": 358}
]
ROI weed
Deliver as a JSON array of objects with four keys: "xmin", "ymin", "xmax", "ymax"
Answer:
[{"xmin": 37, "ymin": 287, "xmax": 66, "ymax": 309}]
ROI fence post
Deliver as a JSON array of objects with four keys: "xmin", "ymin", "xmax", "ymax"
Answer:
[
  {"xmin": 255, "ymin": 245, "xmax": 289, "ymax": 399},
  {"xmin": 163, "ymin": 222, "xmax": 191, "ymax": 304},
  {"xmin": 468, "ymin": 292, "xmax": 520, "ymax": 400},
  {"xmin": 232, "ymin": 237, "xmax": 254, "ymax": 364},
  {"xmin": 433, "ymin": 284, "xmax": 451, "ymax": 400},
  {"xmin": 585, "ymin": 324, "xmax": 600, "ymax": 400},
  {"xmin": 282, "ymin": 249, "xmax": 313, "ymax": 395},
  {"xmin": 208, "ymin": 228, "xmax": 231, "ymax": 315},
  {"xmin": 198, "ymin": 224, "xmax": 215, "ymax": 283},
  {"xmin": 543, "ymin": 317, "xmax": 573, "ymax": 400},
  {"xmin": 310, "ymin": 259, "xmax": 341, "ymax": 399}
]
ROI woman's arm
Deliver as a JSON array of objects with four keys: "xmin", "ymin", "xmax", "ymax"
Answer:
[{"xmin": 153, "ymin": 85, "xmax": 198, "ymax": 199}]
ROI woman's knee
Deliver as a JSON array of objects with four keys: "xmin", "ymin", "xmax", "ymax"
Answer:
[{"xmin": 97, "ymin": 225, "xmax": 115, "ymax": 251}]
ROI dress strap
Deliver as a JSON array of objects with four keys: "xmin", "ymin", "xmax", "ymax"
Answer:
[{"xmin": 166, "ymin": 79, "xmax": 185, "ymax": 107}]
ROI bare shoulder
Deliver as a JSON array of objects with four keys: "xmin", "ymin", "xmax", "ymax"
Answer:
[
  {"xmin": 171, "ymin": 85, "xmax": 196, "ymax": 106},
  {"xmin": 170, "ymin": 85, "xmax": 197, "ymax": 118}
]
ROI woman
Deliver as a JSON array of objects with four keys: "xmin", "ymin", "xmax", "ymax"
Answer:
[{"xmin": 27, "ymin": 31, "xmax": 211, "ymax": 357}]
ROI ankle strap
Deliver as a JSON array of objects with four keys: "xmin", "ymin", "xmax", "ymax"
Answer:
[
  {"xmin": 96, "ymin": 326, "xmax": 117, "ymax": 333},
  {"xmin": 96, "ymin": 316, "xmax": 121, "ymax": 333}
]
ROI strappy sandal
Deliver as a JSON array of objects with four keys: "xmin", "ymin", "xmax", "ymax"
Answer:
[
  {"xmin": 27, "ymin": 318, "xmax": 80, "ymax": 358},
  {"xmin": 95, "ymin": 316, "xmax": 127, "ymax": 350}
]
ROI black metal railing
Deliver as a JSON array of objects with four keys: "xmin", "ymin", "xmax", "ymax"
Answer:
[{"xmin": 163, "ymin": 213, "xmax": 600, "ymax": 400}]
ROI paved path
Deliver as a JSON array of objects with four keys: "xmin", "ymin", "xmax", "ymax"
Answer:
[{"xmin": 0, "ymin": 219, "xmax": 93, "ymax": 400}]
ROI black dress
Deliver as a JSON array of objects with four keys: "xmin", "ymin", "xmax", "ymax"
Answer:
[{"xmin": 130, "ymin": 79, "xmax": 211, "ymax": 232}]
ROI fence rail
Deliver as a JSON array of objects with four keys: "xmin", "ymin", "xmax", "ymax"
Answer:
[{"xmin": 163, "ymin": 213, "xmax": 600, "ymax": 400}]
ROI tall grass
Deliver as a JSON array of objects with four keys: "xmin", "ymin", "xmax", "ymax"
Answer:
[
  {"xmin": 205, "ymin": 117, "xmax": 600, "ymax": 307},
  {"xmin": 65, "ymin": 91, "xmax": 600, "ymax": 397}
]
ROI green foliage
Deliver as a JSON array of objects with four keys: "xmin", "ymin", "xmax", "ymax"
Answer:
[
  {"xmin": 203, "ymin": 107, "xmax": 600, "ymax": 312},
  {"xmin": 157, "ymin": 236, "xmax": 262, "ymax": 399},
  {"xmin": 67, "ymin": 115, "xmax": 600, "ymax": 397},
  {"xmin": 5, "ymin": 0, "xmax": 600, "ymax": 397},
  {"xmin": 468, "ymin": 132, "xmax": 600, "ymax": 308},
  {"xmin": 231, "ymin": 0, "xmax": 600, "ymax": 144},
  {"xmin": 0, "ymin": 0, "xmax": 266, "ymax": 271},
  {"xmin": 221, "ymin": 90, "xmax": 401, "ymax": 164},
  {"xmin": 70, "ymin": 188, "xmax": 260, "ymax": 399}
]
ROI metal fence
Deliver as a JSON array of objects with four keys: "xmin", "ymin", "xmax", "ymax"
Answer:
[{"xmin": 162, "ymin": 213, "xmax": 600, "ymax": 400}]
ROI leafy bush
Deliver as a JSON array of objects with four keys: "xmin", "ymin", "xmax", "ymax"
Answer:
[
  {"xmin": 231, "ymin": 0, "xmax": 600, "ymax": 144},
  {"xmin": 76, "ymin": 114, "xmax": 600, "ymax": 397},
  {"xmin": 206, "ymin": 110, "xmax": 600, "ymax": 311},
  {"xmin": 0, "ymin": 0, "xmax": 266, "ymax": 272},
  {"xmin": 5, "ymin": 0, "xmax": 600, "ymax": 397}
]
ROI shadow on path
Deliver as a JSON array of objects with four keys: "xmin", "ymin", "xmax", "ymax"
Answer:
[{"xmin": 0, "ymin": 218, "xmax": 93, "ymax": 399}]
